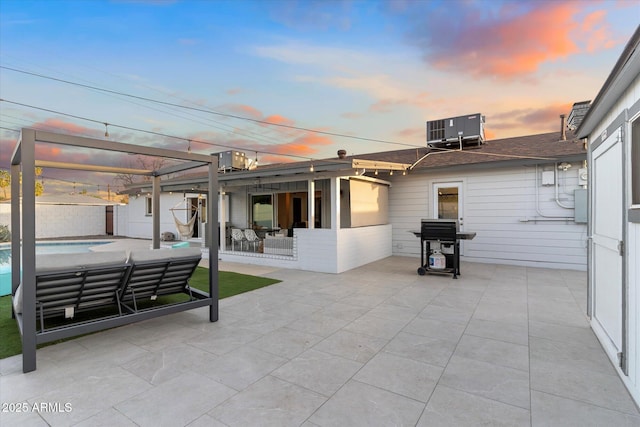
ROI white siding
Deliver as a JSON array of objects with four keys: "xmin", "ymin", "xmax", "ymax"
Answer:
[{"xmin": 390, "ymin": 164, "xmax": 588, "ymax": 270}]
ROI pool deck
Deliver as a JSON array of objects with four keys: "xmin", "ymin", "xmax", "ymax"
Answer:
[{"xmin": 1, "ymin": 253, "xmax": 639, "ymax": 426}]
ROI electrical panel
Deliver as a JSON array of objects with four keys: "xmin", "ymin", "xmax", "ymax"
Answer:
[{"xmin": 541, "ymin": 170, "xmax": 555, "ymax": 186}]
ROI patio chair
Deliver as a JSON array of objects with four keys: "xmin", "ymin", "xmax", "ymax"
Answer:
[
  {"xmin": 231, "ymin": 228, "xmax": 247, "ymax": 251},
  {"xmin": 243, "ymin": 228, "xmax": 261, "ymax": 252},
  {"xmin": 12, "ymin": 251, "xmax": 130, "ymax": 332},
  {"xmin": 119, "ymin": 247, "xmax": 202, "ymax": 312}
]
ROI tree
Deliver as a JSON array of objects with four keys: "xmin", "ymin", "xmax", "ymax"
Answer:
[
  {"xmin": 0, "ymin": 168, "xmax": 45, "ymax": 198},
  {"xmin": 34, "ymin": 167, "xmax": 44, "ymax": 197},
  {"xmin": 0, "ymin": 170, "xmax": 9, "ymax": 199},
  {"xmin": 113, "ymin": 155, "xmax": 168, "ymax": 187}
]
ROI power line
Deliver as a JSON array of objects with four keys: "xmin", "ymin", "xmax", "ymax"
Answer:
[
  {"xmin": 0, "ymin": 99, "xmax": 325, "ymax": 161},
  {"xmin": 1, "ymin": 65, "xmax": 421, "ymax": 149},
  {"xmin": 1, "ymin": 59, "xmax": 305, "ymax": 150}
]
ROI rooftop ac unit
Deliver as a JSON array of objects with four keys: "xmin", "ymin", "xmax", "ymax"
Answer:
[
  {"xmin": 217, "ymin": 151, "xmax": 247, "ymax": 171},
  {"xmin": 426, "ymin": 113, "xmax": 485, "ymax": 149}
]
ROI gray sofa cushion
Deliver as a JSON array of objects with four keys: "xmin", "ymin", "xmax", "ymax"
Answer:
[
  {"xmin": 128, "ymin": 247, "xmax": 201, "ymax": 263},
  {"xmin": 36, "ymin": 251, "xmax": 128, "ymax": 273},
  {"xmin": 13, "ymin": 251, "xmax": 129, "ymax": 314},
  {"xmin": 13, "ymin": 284, "xmax": 22, "ymax": 314}
]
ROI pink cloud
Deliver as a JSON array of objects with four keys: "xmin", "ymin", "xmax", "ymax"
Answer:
[
  {"xmin": 488, "ymin": 102, "xmax": 573, "ymax": 137},
  {"xmin": 263, "ymin": 114, "xmax": 295, "ymax": 127},
  {"xmin": 271, "ymin": 133, "xmax": 334, "ymax": 157},
  {"xmin": 220, "ymin": 103, "xmax": 264, "ymax": 120},
  {"xmin": 33, "ymin": 118, "xmax": 95, "ymax": 136},
  {"xmin": 396, "ymin": 127, "xmax": 424, "ymax": 140},
  {"xmin": 408, "ymin": 2, "xmax": 618, "ymax": 79}
]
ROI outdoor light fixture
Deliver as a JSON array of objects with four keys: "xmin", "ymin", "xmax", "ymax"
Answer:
[
  {"xmin": 374, "ymin": 169, "xmax": 378, "ymax": 175},
  {"xmin": 309, "ymin": 164, "xmax": 314, "ymax": 172},
  {"xmin": 104, "ymin": 123, "xmax": 109, "ymax": 138},
  {"xmin": 187, "ymin": 140, "xmax": 192, "ymax": 153},
  {"xmin": 389, "ymin": 170, "xmax": 394, "ymax": 176}
]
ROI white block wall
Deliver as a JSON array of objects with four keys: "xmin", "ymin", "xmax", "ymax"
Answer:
[
  {"xmin": 0, "ymin": 204, "xmax": 109, "ymax": 238},
  {"xmin": 389, "ymin": 164, "xmax": 588, "ymax": 270},
  {"xmin": 218, "ymin": 225, "xmax": 392, "ymax": 274}
]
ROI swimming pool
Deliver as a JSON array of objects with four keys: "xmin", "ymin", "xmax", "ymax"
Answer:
[{"xmin": 0, "ymin": 241, "xmax": 113, "ymax": 296}]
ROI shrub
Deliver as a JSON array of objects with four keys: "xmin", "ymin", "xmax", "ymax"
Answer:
[{"xmin": 0, "ymin": 225, "xmax": 10, "ymax": 242}]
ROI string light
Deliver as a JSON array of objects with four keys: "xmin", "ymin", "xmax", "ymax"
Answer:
[
  {"xmin": 255, "ymin": 152, "xmax": 259, "ymax": 166},
  {"xmin": 104, "ymin": 123, "xmax": 109, "ymax": 138},
  {"xmin": 389, "ymin": 170, "xmax": 393, "ymax": 176},
  {"xmin": 187, "ymin": 140, "xmax": 191, "ymax": 153},
  {"xmin": 309, "ymin": 163, "xmax": 314, "ymax": 172}
]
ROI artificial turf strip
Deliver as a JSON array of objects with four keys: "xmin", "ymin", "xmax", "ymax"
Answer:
[{"xmin": 0, "ymin": 268, "xmax": 280, "ymax": 360}]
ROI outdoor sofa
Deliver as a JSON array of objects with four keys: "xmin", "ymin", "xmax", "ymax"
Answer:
[{"xmin": 12, "ymin": 247, "xmax": 213, "ymax": 358}]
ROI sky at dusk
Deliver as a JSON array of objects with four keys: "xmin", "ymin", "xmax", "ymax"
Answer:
[{"xmin": 0, "ymin": 0, "xmax": 638, "ymax": 195}]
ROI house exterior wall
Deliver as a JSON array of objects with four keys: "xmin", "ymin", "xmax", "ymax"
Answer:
[
  {"xmin": 125, "ymin": 193, "xmax": 186, "ymax": 239},
  {"xmin": 0, "ymin": 203, "xmax": 109, "ymax": 238},
  {"xmin": 389, "ymin": 163, "xmax": 588, "ymax": 270},
  {"xmin": 587, "ymin": 72, "xmax": 640, "ymax": 406}
]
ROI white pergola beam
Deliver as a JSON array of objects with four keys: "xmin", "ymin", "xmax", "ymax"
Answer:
[{"xmin": 35, "ymin": 160, "xmax": 153, "ymax": 176}]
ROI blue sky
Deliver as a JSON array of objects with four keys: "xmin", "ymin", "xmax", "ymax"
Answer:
[{"xmin": 0, "ymin": 0, "xmax": 638, "ymax": 194}]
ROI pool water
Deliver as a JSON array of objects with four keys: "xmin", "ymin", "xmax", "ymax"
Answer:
[{"xmin": 0, "ymin": 241, "xmax": 112, "ymax": 296}]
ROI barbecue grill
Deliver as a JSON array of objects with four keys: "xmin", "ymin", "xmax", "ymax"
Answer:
[{"xmin": 418, "ymin": 219, "xmax": 460, "ymax": 279}]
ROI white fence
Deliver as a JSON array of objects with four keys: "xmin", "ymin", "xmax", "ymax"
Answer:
[{"xmin": 263, "ymin": 236, "xmax": 294, "ymax": 255}]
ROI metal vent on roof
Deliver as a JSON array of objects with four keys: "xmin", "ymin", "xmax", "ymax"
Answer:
[{"xmin": 567, "ymin": 101, "xmax": 590, "ymax": 131}]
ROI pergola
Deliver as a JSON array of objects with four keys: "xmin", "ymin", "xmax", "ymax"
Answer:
[{"xmin": 11, "ymin": 128, "xmax": 219, "ymax": 372}]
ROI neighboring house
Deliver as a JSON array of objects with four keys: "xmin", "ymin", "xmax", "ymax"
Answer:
[
  {"xmin": 0, "ymin": 194, "xmax": 120, "ymax": 238},
  {"xmin": 120, "ymin": 114, "xmax": 587, "ymax": 273},
  {"xmin": 577, "ymin": 25, "xmax": 640, "ymax": 407}
]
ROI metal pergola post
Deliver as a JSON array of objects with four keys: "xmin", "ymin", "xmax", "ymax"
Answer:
[{"xmin": 209, "ymin": 157, "xmax": 219, "ymax": 321}]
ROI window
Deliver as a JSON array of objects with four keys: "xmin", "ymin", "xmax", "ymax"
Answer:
[
  {"xmin": 251, "ymin": 194, "xmax": 273, "ymax": 229},
  {"xmin": 145, "ymin": 196, "xmax": 152, "ymax": 216},
  {"xmin": 632, "ymin": 117, "xmax": 640, "ymax": 205}
]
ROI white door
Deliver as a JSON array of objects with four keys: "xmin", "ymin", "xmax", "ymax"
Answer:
[
  {"xmin": 433, "ymin": 182, "xmax": 464, "ymax": 228},
  {"xmin": 592, "ymin": 128, "xmax": 625, "ymax": 369}
]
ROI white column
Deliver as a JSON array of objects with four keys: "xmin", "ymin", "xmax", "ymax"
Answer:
[
  {"xmin": 331, "ymin": 177, "xmax": 340, "ymax": 230},
  {"xmin": 308, "ymin": 179, "xmax": 315, "ymax": 229},
  {"xmin": 219, "ymin": 188, "xmax": 226, "ymax": 251}
]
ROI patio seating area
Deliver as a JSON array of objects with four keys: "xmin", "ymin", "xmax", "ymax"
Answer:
[{"xmin": 1, "ymin": 256, "xmax": 639, "ymax": 426}]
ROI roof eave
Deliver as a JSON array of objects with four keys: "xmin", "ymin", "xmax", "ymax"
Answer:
[{"xmin": 577, "ymin": 25, "xmax": 640, "ymax": 139}]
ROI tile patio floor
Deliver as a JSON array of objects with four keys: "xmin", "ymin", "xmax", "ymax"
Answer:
[{"xmin": 1, "ymin": 256, "xmax": 639, "ymax": 426}]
